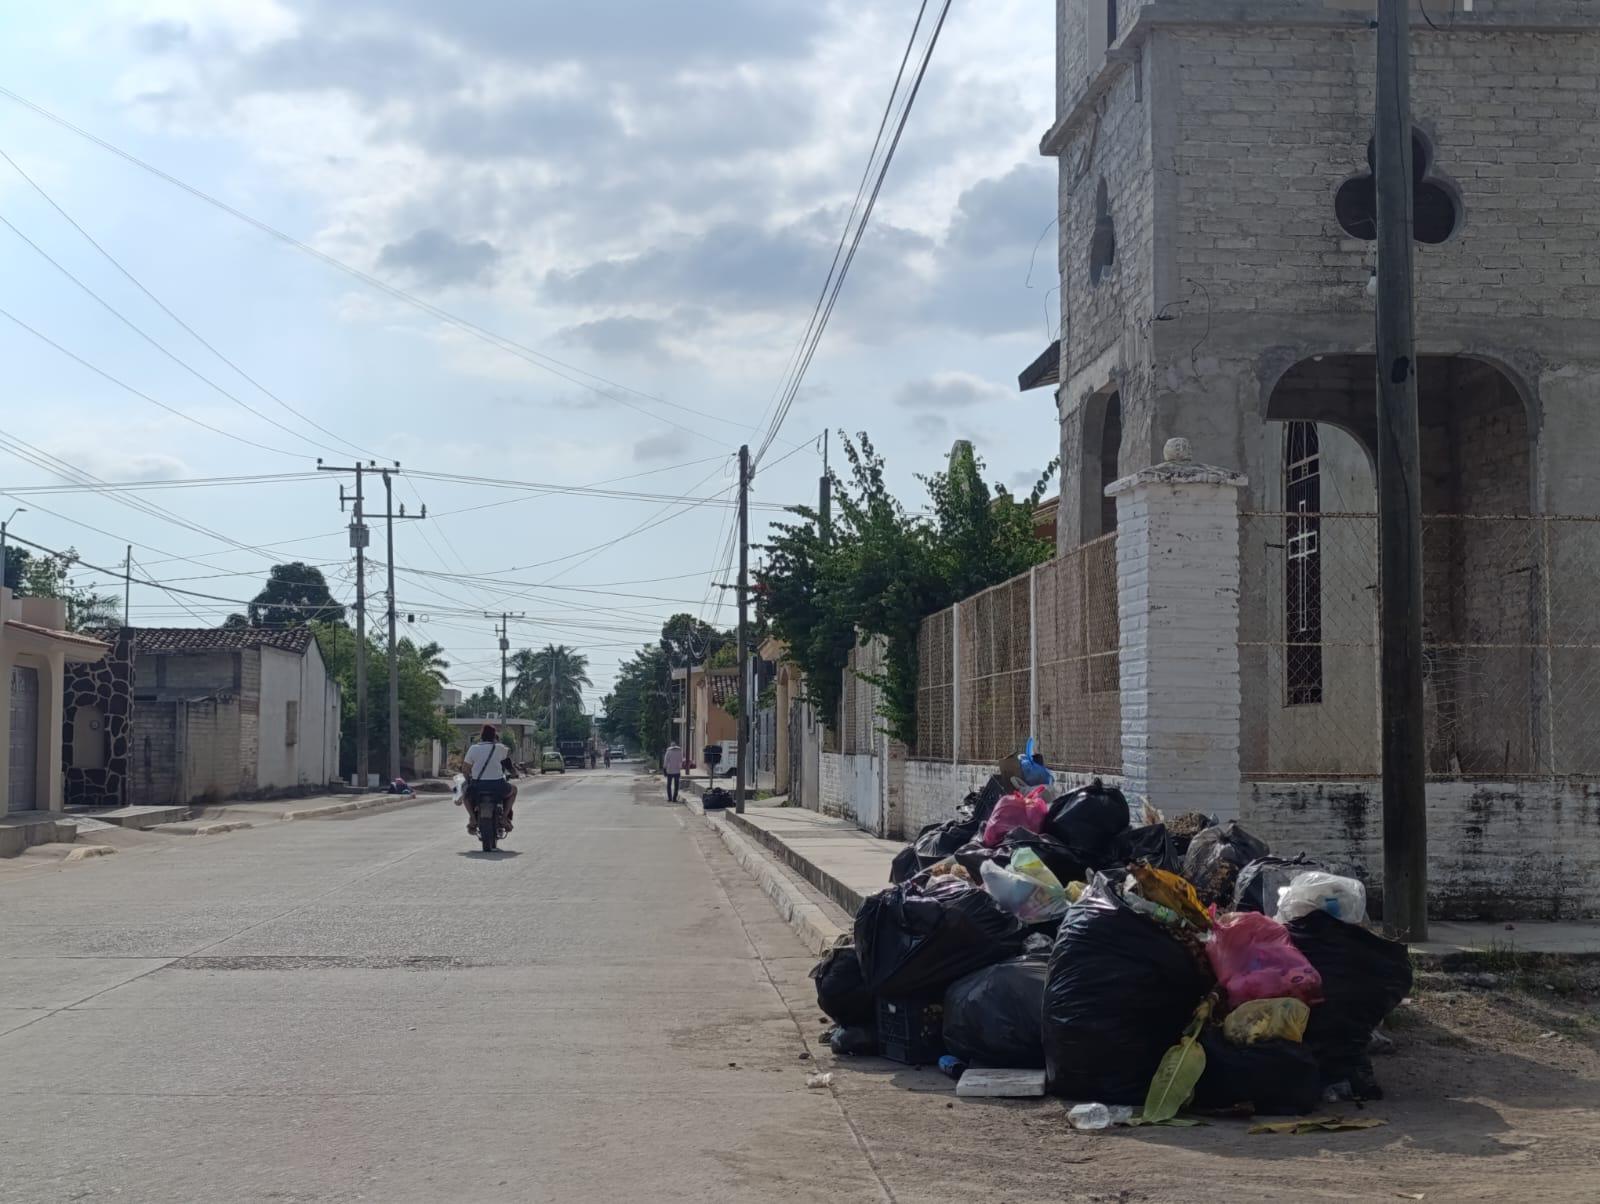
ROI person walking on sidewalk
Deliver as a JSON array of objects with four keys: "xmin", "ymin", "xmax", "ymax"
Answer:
[{"xmin": 662, "ymin": 741, "xmax": 683, "ymax": 801}]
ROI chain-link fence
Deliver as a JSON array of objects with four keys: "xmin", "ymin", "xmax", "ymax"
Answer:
[
  {"xmin": 911, "ymin": 533, "xmax": 1120, "ymax": 775},
  {"xmin": 1036, "ymin": 534, "xmax": 1121, "ymax": 774},
  {"xmin": 1240, "ymin": 511, "xmax": 1600, "ymax": 780},
  {"xmin": 916, "ymin": 608, "xmax": 954, "ymax": 761},
  {"xmin": 957, "ymin": 575, "xmax": 1032, "ymax": 764},
  {"xmin": 840, "ymin": 638, "xmax": 884, "ymax": 757}
]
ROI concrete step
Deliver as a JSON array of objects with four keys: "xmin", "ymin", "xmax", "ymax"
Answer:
[
  {"xmin": 0, "ymin": 812, "xmax": 79, "ymax": 858},
  {"xmin": 73, "ymin": 806, "xmax": 191, "ymax": 830}
]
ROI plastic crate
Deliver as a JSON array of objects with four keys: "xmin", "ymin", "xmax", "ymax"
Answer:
[{"xmin": 876, "ymin": 995, "xmax": 944, "ymax": 1066}]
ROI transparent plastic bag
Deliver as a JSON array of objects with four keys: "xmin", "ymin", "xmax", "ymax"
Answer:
[
  {"xmin": 1276, "ymin": 872, "xmax": 1368, "ymax": 924},
  {"xmin": 1206, "ymin": 911, "xmax": 1325, "ymax": 1010},
  {"xmin": 1223, "ymin": 997, "xmax": 1311, "ymax": 1046},
  {"xmin": 980, "ymin": 849, "xmax": 1069, "ymax": 924}
]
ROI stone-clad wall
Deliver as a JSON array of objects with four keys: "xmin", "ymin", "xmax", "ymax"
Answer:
[{"xmin": 62, "ymin": 628, "xmax": 134, "ymax": 808}]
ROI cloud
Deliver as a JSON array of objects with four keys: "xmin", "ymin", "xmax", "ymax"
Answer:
[
  {"xmin": 236, "ymin": 32, "xmax": 461, "ymax": 101},
  {"xmin": 60, "ymin": 449, "xmax": 191, "ymax": 482},
  {"xmin": 633, "ymin": 430, "xmax": 692, "ymax": 463},
  {"xmin": 134, "ymin": 20, "xmax": 191, "ymax": 54},
  {"xmin": 376, "ymin": 228, "xmax": 500, "ymax": 288},
  {"xmin": 557, "ymin": 316, "xmax": 672, "ymax": 360},
  {"xmin": 894, "ymin": 371, "xmax": 1011, "ymax": 411}
]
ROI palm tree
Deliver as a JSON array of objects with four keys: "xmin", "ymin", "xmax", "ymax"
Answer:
[
  {"xmin": 511, "ymin": 644, "xmax": 591, "ymax": 717},
  {"xmin": 413, "ymin": 640, "xmax": 450, "ymax": 685}
]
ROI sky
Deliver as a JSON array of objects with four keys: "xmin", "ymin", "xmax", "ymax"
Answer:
[{"xmin": 0, "ymin": 0, "xmax": 1059, "ymax": 707}]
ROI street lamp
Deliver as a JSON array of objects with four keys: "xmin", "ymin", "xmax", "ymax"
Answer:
[{"xmin": 1, "ymin": 507, "xmax": 26, "ymax": 591}]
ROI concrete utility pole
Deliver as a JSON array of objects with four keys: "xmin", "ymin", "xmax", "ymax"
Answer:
[
  {"xmin": 736, "ymin": 444, "xmax": 751, "ymax": 815},
  {"xmin": 123, "ymin": 545, "xmax": 132, "ymax": 628},
  {"xmin": 1374, "ymin": 0, "xmax": 1428, "ymax": 941},
  {"xmin": 818, "ymin": 430, "xmax": 831, "ymax": 545},
  {"xmin": 1, "ymin": 508, "xmax": 25, "ymax": 588},
  {"xmin": 377, "ymin": 469, "xmax": 425, "ymax": 783},
  {"xmin": 320, "ymin": 461, "xmax": 373, "ymax": 788},
  {"xmin": 483, "ymin": 613, "xmax": 522, "ymax": 725}
]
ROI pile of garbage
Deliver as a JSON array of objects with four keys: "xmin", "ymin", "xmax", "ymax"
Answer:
[{"xmin": 812, "ymin": 757, "xmax": 1412, "ymax": 1123}]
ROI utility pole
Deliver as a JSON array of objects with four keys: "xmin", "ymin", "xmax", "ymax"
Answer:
[
  {"xmin": 320, "ymin": 461, "xmax": 373, "ymax": 789},
  {"xmin": 736, "ymin": 444, "xmax": 751, "ymax": 814},
  {"xmin": 1, "ymin": 508, "xmax": 25, "ymax": 589},
  {"xmin": 375, "ymin": 469, "xmax": 425, "ymax": 783},
  {"xmin": 819, "ymin": 430, "xmax": 832, "ymax": 545},
  {"xmin": 482, "ymin": 613, "xmax": 522, "ymax": 725},
  {"xmin": 1374, "ymin": 0, "xmax": 1427, "ymax": 942},
  {"xmin": 123, "ymin": 545, "xmax": 132, "ymax": 628}
]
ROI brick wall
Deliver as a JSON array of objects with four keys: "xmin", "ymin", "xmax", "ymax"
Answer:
[
  {"xmin": 818, "ymin": 751, "xmax": 842, "ymax": 819},
  {"xmin": 1246, "ymin": 779, "xmax": 1600, "ymax": 921},
  {"xmin": 1169, "ymin": 24, "xmax": 1600, "ymax": 324}
]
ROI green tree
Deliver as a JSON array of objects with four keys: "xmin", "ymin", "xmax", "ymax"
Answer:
[
  {"xmin": 510, "ymin": 644, "xmax": 592, "ymax": 716},
  {"xmin": 758, "ymin": 434, "xmax": 1054, "ymax": 745},
  {"xmin": 249, "ymin": 562, "xmax": 345, "ymax": 629},
  {"xmin": 12, "ymin": 548, "xmax": 121, "ymax": 632},
  {"xmin": 600, "ymin": 644, "xmax": 672, "ymax": 758},
  {"xmin": 311, "ymin": 622, "xmax": 450, "ymax": 777}
]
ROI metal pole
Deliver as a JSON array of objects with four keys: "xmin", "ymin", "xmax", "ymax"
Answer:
[
  {"xmin": 1375, "ymin": 0, "xmax": 1428, "ymax": 941},
  {"xmin": 736, "ymin": 444, "xmax": 750, "ymax": 814},
  {"xmin": 353, "ymin": 466, "xmax": 369, "ymax": 790},
  {"xmin": 383, "ymin": 471, "xmax": 400, "ymax": 783}
]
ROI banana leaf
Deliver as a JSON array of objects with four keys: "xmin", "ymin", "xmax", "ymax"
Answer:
[
  {"xmin": 1142, "ymin": 998, "xmax": 1214, "ymax": 1123},
  {"xmin": 1249, "ymin": 1116, "xmax": 1389, "ymax": 1135}
]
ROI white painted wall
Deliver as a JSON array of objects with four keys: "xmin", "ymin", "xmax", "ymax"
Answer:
[{"xmin": 256, "ymin": 642, "xmax": 338, "ymax": 790}]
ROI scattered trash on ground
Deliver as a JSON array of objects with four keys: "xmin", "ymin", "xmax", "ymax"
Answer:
[
  {"xmin": 1249, "ymin": 1116, "xmax": 1389, "ymax": 1135},
  {"xmin": 803, "ymin": 748, "xmax": 1412, "ymax": 1134}
]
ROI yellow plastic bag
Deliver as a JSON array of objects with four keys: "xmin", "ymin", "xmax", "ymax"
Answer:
[
  {"xmin": 1126, "ymin": 863, "xmax": 1212, "ymax": 931},
  {"xmin": 1223, "ymin": 997, "xmax": 1310, "ymax": 1046}
]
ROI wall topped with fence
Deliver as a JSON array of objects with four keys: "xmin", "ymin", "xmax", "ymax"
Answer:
[
  {"xmin": 1240, "ymin": 511, "xmax": 1600, "ymax": 780},
  {"xmin": 912, "ymin": 533, "xmax": 1120, "ymax": 776}
]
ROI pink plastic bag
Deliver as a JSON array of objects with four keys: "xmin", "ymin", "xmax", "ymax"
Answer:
[
  {"xmin": 981, "ymin": 786, "xmax": 1050, "ymax": 848},
  {"xmin": 1206, "ymin": 911, "xmax": 1324, "ymax": 1010}
]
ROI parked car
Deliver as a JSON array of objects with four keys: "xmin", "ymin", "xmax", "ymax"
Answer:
[
  {"xmin": 608, "ymin": 747, "xmax": 628, "ymax": 762},
  {"xmin": 540, "ymin": 750, "xmax": 566, "ymax": 775}
]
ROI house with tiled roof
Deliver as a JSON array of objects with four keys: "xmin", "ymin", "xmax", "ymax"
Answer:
[{"xmin": 83, "ymin": 626, "xmax": 342, "ymax": 805}]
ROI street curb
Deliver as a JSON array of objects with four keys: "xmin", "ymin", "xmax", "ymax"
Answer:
[
  {"xmin": 281, "ymin": 794, "xmax": 437, "ymax": 821},
  {"xmin": 63, "ymin": 845, "xmax": 115, "ymax": 861},
  {"xmin": 154, "ymin": 821, "xmax": 255, "ymax": 836},
  {"xmin": 683, "ymin": 794, "xmax": 849, "ymax": 957}
]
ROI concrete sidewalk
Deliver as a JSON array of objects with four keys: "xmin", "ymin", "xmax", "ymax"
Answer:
[{"xmin": 686, "ymin": 789, "xmax": 1600, "ymax": 964}]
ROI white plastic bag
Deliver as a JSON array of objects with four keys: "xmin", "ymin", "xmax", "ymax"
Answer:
[
  {"xmin": 450, "ymin": 773, "xmax": 467, "ymax": 804},
  {"xmin": 1276, "ymin": 871, "xmax": 1367, "ymax": 924},
  {"xmin": 980, "ymin": 848, "xmax": 1069, "ymax": 924}
]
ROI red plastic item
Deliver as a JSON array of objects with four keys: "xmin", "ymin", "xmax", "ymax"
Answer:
[
  {"xmin": 981, "ymin": 787, "xmax": 1050, "ymax": 848},
  {"xmin": 1206, "ymin": 911, "xmax": 1325, "ymax": 1010}
]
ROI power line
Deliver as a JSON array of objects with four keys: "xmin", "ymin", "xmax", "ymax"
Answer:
[
  {"xmin": 0, "ymin": 145, "xmax": 386, "ymax": 463},
  {"xmin": 0, "ymin": 210, "xmax": 354, "ymax": 458},
  {"xmin": 0, "ymin": 88, "xmax": 793, "ymax": 445},
  {"xmin": 753, "ymin": 0, "xmax": 952, "ymax": 467}
]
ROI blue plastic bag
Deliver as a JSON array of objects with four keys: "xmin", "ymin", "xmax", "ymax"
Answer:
[{"xmin": 1018, "ymin": 738, "xmax": 1055, "ymax": 788}]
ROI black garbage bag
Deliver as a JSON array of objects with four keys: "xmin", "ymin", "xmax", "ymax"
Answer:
[
  {"xmin": 1182, "ymin": 821, "xmax": 1271, "ymax": 907},
  {"xmin": 1233, "ymin": 855, "xmax": 1330, "ymax": 915},
  {"xmin": 889, "ymin": 844, "xmax": 925, "ymax": 885},
  {"xmin": 967, "ymin": 774, "xmax": 1011, "ymax": 828},
  {"xmin": 829, "ymin": 1025, "xmax": 879, "ymax": 1056},
  {"xmin": 703, "ymin": 787, "xmax": 733, "ymax": 811},
  {"xmin": 1115, "ymin": 824, "xmax": 1180, "ymax": 874},
  {"xmin": 943, "ymin": 956, "xmax": 1049, "ymax": 1069},
  {"xmin": 810, "ymin": 944, "xmax": 876, "ymax": 1028},
  {"xmin": 948, "ymin": 830, "xmax": 1088, "ymax": 891},
  {"xmin": 1193, "ymin": 1029, "xmax": 1321, "ymax": 1116},
  {"xmin": 1287, "ymin": 911, "xmax": 1413, "ymax": 1096},
  {"xmin": 1043, "ymin": 779, "xmax": 1130, "ymax": 869},
  {"xmin": 1043, "ymin": 879, "xmax": 1213, "ymax": 1103},
  {"xmin": 855, "ymin": 882, "xmax": 1027, "ymax": 1000}
]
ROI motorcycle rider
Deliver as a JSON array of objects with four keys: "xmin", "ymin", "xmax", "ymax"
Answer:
[{"xmin": 461, "ymin": 724, "xmax": 517, "ymax": 834}]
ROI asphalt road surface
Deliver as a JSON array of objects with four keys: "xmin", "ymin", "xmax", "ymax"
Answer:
[
  {"xmin": 9, "ymin": 771, "xmax": 1598, "ymax": 1203},
  {"xmin": 0, "ymin": 770, "xmax": 892, "ymax": 1203}
]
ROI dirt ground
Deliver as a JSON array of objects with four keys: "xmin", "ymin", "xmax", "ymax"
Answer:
[{"xmin": 732, "ymin": 844, "xmax": 1600, "ymax": 1204}]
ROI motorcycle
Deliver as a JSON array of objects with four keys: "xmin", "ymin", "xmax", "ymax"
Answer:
[{"xmin": 475, "ymin": 791, "xmax": 507, "ymax": 853}]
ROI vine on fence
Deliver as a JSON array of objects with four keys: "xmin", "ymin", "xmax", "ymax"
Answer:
[{"xmin": 759, "ymin": 433, "xmax": 1056, "ymax": 747}]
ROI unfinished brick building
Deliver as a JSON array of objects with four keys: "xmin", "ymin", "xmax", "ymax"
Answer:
[{"xmin": 1033, "ymin": 0, "xmax": 1600, "ymax": 916}]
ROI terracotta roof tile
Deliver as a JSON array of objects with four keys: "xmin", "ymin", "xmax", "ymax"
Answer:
[{"xmin": 101, "ymin": 626, "xmax": 318, "ymax": 655}]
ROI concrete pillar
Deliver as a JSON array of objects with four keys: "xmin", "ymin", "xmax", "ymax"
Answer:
[{"xmin": 1106, "ymin": 437, "xmax": 1248, "ymax": 819}]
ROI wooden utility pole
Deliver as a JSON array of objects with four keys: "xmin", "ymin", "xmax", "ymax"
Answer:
[
  {"xmin": 736, "ymin": 444, "xmax": 751, "ymax": 814},
  {"xmin": 319, "ymin": 461, "xmax": 372, "ymax": 789},
  {"xmin": 1374, "ymin": 0, "xmax": 1428, "ymax": 941}
]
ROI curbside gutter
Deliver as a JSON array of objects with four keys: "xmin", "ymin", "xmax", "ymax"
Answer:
[{"xmin": 681, "ymin": 792, "xmax": 850, "ymax": 957}]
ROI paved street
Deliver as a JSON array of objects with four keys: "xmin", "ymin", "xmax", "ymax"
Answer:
[
  {"xmin": 8, "ymin": 771, "xmax": 1600, "ymax": 1203},
  {"xmin": 0, "ymin": 770, "xmax": 890, "ymax": 1203}
]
